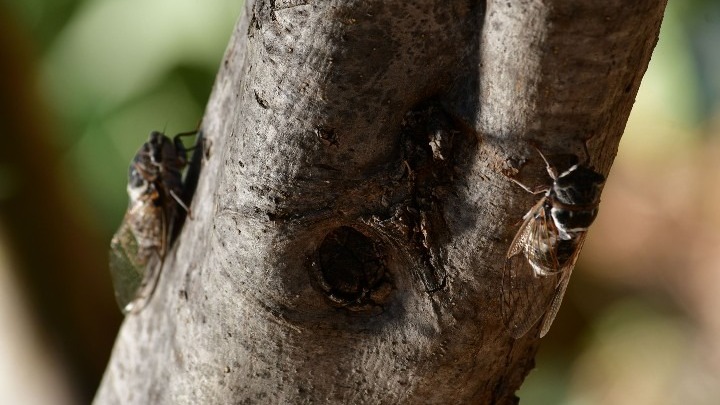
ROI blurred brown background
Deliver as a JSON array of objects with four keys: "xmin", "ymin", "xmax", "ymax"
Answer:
[{"xmin": 0, "ymin": 1, "xmax": 718, "ymax": 404}]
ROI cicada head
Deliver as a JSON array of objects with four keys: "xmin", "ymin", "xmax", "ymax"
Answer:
[{"xmin": 148, "ymin": 131, "xmax": 186, "ymax": 200}]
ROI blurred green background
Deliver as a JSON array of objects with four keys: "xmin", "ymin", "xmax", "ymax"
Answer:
[
  {"xmin": 0, "ymin": 0, "xmax": 241, "ymax": 403},
  {"xmin": 0, "ymin": 1, "xmax": 719, "ymax": 404}
]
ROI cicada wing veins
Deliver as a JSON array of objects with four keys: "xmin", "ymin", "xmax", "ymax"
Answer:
[
  {"xmin": 122, "ymin": 257, "xmax": 162, "ymax": 314},
  {"xmin": 501, "ymin": 253, "xmax": 562, "ymax": 338},
  {"xmin": 538, "ymin": 233, "xmax": 587, "ymax": 337},
  {"xmin": 109, "ymin": 219, "xmax": 147, "ymax": 313},
  {"xmin": 108, "ymin": 209, "xmax": 167, "ymax": 314},
  {"xmin": 538, "ymin": 268, "xmax": 572, "ymax": 338},
  {"xmin": 501, "ymin": 205, "xmax": 563, "ymax": 338}
]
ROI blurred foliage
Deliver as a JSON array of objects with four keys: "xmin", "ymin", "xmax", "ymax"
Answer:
[
  {"xmin": 7, "ymin": 0, "xmax": 241, "ymax": 231},
  {"xmin": 0, "ymin": 0, "xmax": 241, "ymax": 402}
]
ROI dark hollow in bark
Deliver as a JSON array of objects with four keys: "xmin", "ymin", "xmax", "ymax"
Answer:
[{"xmin": 95, "ymin": 0, "xmax": 667, "ymax": 403}]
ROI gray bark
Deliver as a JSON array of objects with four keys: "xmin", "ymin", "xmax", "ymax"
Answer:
[{"xmin": 95, "ymin": 0, "xmax": 667, "ymax": 403}]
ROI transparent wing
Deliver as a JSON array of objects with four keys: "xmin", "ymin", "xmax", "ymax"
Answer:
[
  {"xmin": 502, "ymin": 256, "xmax": 562, "ymax": 338},
  {"xmin": 538, "ymin": 233, "xmax": 587, "ymax": 337},
  {"xmin": 108, "ymin": 207, "xmax": 167, "ymax": 314},
  {"xmin": 501, "ymin": 205, "xmax": 563, "ymax": 338},
  {"xmin": 524, "ymin": 205, "xmax": 562, "ymax": 276},
  {"xmin": 109, "ymin": 218, "xmax": 147, "ymax": 313}
]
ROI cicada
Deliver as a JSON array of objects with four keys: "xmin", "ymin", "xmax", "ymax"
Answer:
[
  {"xmin": 502, "ymin": 147, "xmax": 605, "ymax": 338},
  {"xmin": 109, "ymin": 130, "xmax": 196, "ymax": 314}
]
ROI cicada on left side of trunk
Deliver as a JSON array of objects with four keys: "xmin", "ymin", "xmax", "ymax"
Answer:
[{"xmin": 109, "ymin": 130, "xmax": 198, "ymax": 314}]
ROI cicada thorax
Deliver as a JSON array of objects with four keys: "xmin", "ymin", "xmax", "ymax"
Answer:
[
  {"xmin": 126, "ymin": 134, "xmax": 185, "ymax": 253},
  {"xmin": 548, "ymin": 164, "xmax": 604, "ymax": 239},
  {"xmin": 109, "ymin": 130, "xmax": 194, "ymax": 313},
  {"xmin": 138, "ymin": 131, "xmax": 186, "ymax": 200},
  {"xmin": 148, "ymin": 131, "xmax": 187, "ymax": 197}
]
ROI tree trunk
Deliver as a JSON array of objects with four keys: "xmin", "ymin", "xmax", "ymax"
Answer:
[{"xmin": 95, "ymin": 0, "xmax": 667, "ymax": 403}]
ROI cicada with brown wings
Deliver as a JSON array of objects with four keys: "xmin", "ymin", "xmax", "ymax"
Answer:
[
  {"xmin": 502, "ymin": 147, "xmax": 605, "ymax": 338},
  {"xmin": 109, "ymin": 130, "xmax": 197, "ymax": 314}
]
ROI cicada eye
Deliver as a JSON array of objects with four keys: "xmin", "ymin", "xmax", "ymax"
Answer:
[{"xmin": 128, "ymin": 165, "xmax": 144, "ymax": 188}]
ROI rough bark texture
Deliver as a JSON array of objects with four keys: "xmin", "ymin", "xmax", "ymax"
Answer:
[{"xmin": 95, "ymin": 0, "xmax": 667, "ymax": 403}]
